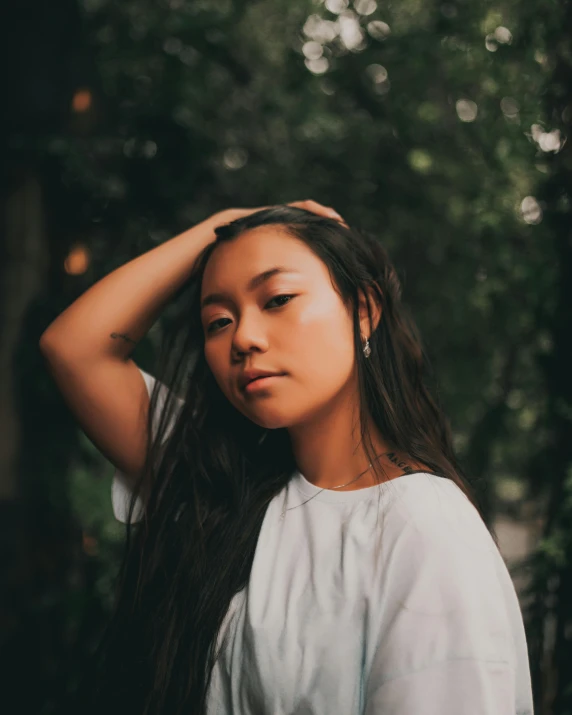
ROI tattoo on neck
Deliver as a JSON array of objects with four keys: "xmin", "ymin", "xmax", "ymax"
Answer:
[
  {"xmin": 385, "ymin": 452, "xmax": 415, "ymax": 474},
  {"xmin": 110, "ymin": 332, "xmax": 137, "ymax": 345}
]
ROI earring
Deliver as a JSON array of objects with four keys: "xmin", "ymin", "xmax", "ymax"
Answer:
[{"xmin": 363, "ymin": 338, "xmax": 371, "ymax": 358}]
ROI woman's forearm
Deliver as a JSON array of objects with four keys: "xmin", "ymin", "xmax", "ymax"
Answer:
[{"xmin": 39, "ymin": 214, "xmax": 222, "ymax": 361}]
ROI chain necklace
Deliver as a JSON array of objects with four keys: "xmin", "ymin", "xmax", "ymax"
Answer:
[{"xmin": 280, "ymin": 451, "xmax": 392, "ymax": 519}]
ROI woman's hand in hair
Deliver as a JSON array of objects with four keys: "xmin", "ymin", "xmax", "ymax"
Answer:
[
  {"xmin": 209, "ymin": 200, "xmax": 348, "ymax": 228},
  {"xmin": 286, "ymin": 200, "xmax": 349, "ymax": 227}
]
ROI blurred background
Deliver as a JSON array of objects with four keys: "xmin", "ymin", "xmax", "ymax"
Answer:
[{"xmin": 1, "ymin": 0, "xmax": 571, "ymax": 712}]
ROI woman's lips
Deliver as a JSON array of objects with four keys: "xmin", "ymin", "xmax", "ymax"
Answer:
[{"xmin": 243, "ymin": 374, "xmax": 286, "ymax": 394}]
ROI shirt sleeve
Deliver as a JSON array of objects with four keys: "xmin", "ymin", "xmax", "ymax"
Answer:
[
  {"xmin": 111, "ymin": 366, "xmax": 185, "ymax": 524},
  {"xmin": 364, "ymin": 506, "xmax": 520, "ymax": 714}
]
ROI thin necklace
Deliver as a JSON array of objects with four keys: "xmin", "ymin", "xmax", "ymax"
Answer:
[{"xmin": 280, "ymin": 451, "xmax": 390, "ymax": 519}]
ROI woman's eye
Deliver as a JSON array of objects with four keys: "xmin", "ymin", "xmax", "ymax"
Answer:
[
  {"xmin": 206, "ymin": 295, "xmax": 296, "ymax": 334},
  {"xmin": 206, "ymin": 317, "xmax": 231, "ymax": 334},
  {"xmin": 265, "ymin": 294, "xmax": 296, "ymax": 309}
]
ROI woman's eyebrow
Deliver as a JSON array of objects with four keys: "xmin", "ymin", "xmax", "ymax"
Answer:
[{"xmin": 201, "ymin": 266, "xmax": 301, "ymax": 309}]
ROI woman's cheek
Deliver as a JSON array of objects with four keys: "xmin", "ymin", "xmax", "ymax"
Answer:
[{"xmin": 204, "ymin": 344, "xmax": 227, "ymax": 387}]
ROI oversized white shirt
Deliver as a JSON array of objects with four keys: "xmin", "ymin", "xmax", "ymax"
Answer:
[{"xmin": 111, "ymin": 368, "xmax": 534, "ymax": 714}]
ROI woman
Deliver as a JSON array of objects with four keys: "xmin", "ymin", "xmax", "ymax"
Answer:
[{"xmin": 40, "ymin": 200, "xmax": 534, "ymax": 715}]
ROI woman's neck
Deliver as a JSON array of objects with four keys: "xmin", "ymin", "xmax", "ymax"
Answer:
[{"xmin": 288, "ymin": 398, "xmax": 422, "ymax": 490}]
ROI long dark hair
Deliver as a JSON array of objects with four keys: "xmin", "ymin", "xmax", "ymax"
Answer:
[{"xmin": 83, "ymin": 206, "xmax": 498, "ymax": 715}]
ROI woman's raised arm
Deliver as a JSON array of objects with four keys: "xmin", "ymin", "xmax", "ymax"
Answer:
[{"xmin": 39, "ymin": 212, "xmax": 226, "ymax": 484}]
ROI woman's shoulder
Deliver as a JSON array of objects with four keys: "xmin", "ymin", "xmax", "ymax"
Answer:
[{"xmin": 382, "ymin": 473, "xmax": 497, "ymax": 556}]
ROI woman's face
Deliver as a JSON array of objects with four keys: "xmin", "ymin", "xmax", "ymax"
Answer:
[{"xmin": 200, "ymin": 226, "xmax": 359, "ymax": 430}]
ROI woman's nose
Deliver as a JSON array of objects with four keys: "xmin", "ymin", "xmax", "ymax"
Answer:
[{"xmin": 230, "ymin": 315, "xmax": 269, "ymax": 357}]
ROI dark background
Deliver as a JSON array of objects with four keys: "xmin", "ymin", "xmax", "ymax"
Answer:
[{"xmin": 1, "ymin": 0, "xmax": 571, "ymax": 712}]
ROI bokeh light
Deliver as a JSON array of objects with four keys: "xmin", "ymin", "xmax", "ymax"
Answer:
[
  {"xmin": 64, "ymin": 244, "xmax": 91, "ymax": 274},
  {"xmin": 71, "ymin": 89, "xmax": 92, "ymax": 113}
]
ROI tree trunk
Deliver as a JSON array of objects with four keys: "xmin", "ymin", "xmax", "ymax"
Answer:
[{"xmin": 0, "ymin": 170, "xmax": 49, "ymax": 498}]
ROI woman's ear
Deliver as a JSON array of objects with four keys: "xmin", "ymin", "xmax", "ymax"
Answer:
[{"xmin": 358, "ymin": 282, "xmax": 383, "ymax": 339}]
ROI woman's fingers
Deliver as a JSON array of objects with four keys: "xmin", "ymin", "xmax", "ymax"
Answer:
[
  {"xmin": 287, "ymin": 200, "xmax": 347, "ymax": 225},
  {"xmin": 221, "ymin": 201, "xmax": 347, "ymax": 228}
]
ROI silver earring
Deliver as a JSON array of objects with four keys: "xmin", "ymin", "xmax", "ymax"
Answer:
[{"xmin": 363, "ymin": 338, "xmax": 371, "ymax": 358}]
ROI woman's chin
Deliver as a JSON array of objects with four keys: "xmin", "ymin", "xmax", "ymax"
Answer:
[{"xmin": 244, "ymin": 410, "xmax": 293, "ymax": 431}]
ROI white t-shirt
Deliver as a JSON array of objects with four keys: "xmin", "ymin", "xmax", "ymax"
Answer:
[{"xmin": 111, "ymin": 368, "xmax": 534, "ymax": 715}]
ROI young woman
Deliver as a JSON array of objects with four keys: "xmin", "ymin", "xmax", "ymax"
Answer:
[{"xmin": 40, "ymin": 200, "xmax": 534, "ymax": 715}]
